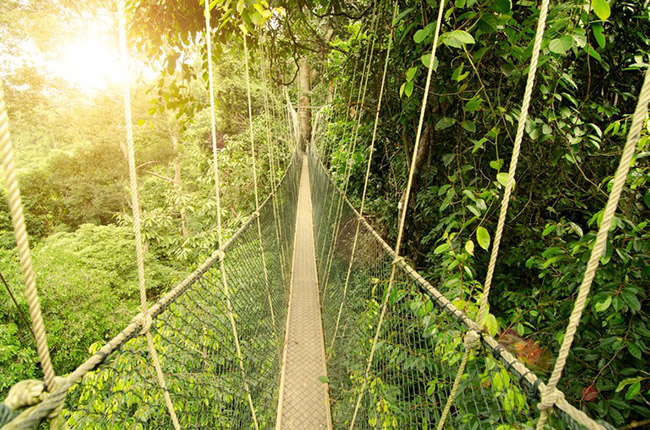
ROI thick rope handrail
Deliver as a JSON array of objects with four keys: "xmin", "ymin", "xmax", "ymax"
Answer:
[
  {"xmin": 204, "ymin": 2, "xmax": 259, "ymax": 427},
  {"xmin": 348, "ymin": 0, "xmax": 446, "ymax": 426},
  {"xmin": 19, "ymin": 161, "xmax": 296, "ymax": 424},
  {"xmin": 0, "ymin": 82, "xmax": 55, "ymax": 391},
  {"xmin": 328, "ymin": 1, "xmax": 398, "ymax": 357},
  {"xmin": 536, "ymin": 60, "xmax": 650, "ymax": 430},
  {"xmin": 311, "ymin": 152, "xmax": 606, "ymax": 430},
  {"xmin": 436, "ymin": 0, "xmax": 552, "ymax": 428},
  {"xmin": 117, "ymin": 1, "xmax": 180, "ymax": 428},
  {"xmin": 243, "ymin": 34, "xmax": 280, "ymax": 356}
]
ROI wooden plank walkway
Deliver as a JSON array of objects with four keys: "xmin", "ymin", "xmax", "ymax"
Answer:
[{"xmin": 276, "ymin": 156, "xmax": 332, "ymax": 430}]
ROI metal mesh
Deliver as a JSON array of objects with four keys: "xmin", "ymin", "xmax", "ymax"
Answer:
[
  {"xmin": 308, "ymin": 152, "xmax": 609, "ymax": 430},
  {"xmin": 60, "ymin": 156, "xmax": 301, "ymax": 429}
]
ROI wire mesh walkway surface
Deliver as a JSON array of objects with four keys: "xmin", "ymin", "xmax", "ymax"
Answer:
[{"xmin": 276, "ymin": 157, "xmax": 332, "ymax": 430}]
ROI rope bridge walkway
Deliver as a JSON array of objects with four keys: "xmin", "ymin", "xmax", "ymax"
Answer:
[{"xmin": 1, "ymin": 0, "xmax": 650, "ymax": 427}]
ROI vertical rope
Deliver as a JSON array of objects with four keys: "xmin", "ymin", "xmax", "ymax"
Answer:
[
  {"xmin": 259, "ymin": 42, "xmax": 288, "ymax": 286},
  {"xmin": 203, "ymin": 2, "xmax": 259, "ymax": 428},
  {"xmin": 0, "ymin": 82, "xmax": 55, "ymax": 391},
  {"xmin": 348, "ymin": 1, "xmax": 446, "ymax": 427},
  {"xmin": 437, "ymin": 1, "xmax": 550, "ymax": 427},
  {"xmin": 243, "ymin": 35, "xmax": 280, "ymax": 356},
  {"xmin": 117, "ymin": 2, "xmax": 180, "ymax": 428},
  {"xmin": 321, "ymin": 4, "xmax": 379, "ymax": 297},
  {"xmin": 476, "ymin": 0, "xmax": 550, "ymax": 326},
  {"xmin": 535, "ymin": 63, "xmax": 650, "ymax": 430},
  {"xmin": 328, "ymin": 1, "xmax": 398, "ymax": 357}
]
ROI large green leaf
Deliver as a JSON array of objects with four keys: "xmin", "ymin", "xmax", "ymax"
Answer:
[
  {"xmin": 435, "ymin": 117, "xmax": 457, "ymax": 130},
  {"xmin": 476, "ymin": 227, "xmax": 490, "ymax": 250},
  {"xmin": 441, "ymin": 30, "xmax": 475, "ymax": 48},
  {"xmin": 549, "ymin": 35, "xmax": 573, "ymax": 54},
  {"xmin": 591, "ymin": 0, "xmax": 611, "ymax": 21}
]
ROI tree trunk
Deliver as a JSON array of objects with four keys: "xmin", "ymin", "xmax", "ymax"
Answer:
[
  {"xmin": 169, "ymin": 121, "xmax": 188, "ymax": 238},
  {"xmin": 400, "ymin": 123, "xmax": 433, "ymax": 211},
  {"xmin": 298, "ymin": 57, "xmax": 311, "ymax": 153}
]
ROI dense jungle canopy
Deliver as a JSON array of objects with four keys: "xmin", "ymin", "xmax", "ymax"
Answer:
[{"xmin": 0, "ymin": 0, "xmax": 648, "ymax": 427}]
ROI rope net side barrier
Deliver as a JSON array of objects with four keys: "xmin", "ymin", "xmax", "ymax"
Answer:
[
  {"xmin": 307, "ymin": 152, "xmax": 612, "ymax": 430},
  {"xmin": 1, "ymin": 156, "xmax": 300, "ymax": 429}
]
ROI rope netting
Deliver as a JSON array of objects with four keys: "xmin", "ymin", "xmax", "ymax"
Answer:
[
  {"xmin": 18, "ymin": 156, "xmax": 300, "ymax": 429},
  {"xmin": 308, "ymin": 153, "xmax": 612, "ymax": 430}
]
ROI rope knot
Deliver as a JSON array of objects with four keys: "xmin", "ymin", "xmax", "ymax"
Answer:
[
  {"xmin": 392, "ymin": 256, "xmax": 404, "ymax": 266},
  {"xmin": 216, "ymin": 249, "xmax": 226, "ymax": 261},
  {"xmin": 463, "ymin": 330, "xmax": 481, "ymax": 350},
  {"xmin": 537, "ymin": 386, "xmax": 565, "ymax": 411},
  {"xmin": 2, "ymin": 377, "xmax": 70, "ymax": 426},
  {"xmin": 4, "ymin": 380, "xmax": 45, "ymax": 411},
  {"xmin": 132, "ymin": 311, "xmax": 153, "ymax": 335},
  {"xmin": 253, "ymin": 210, "xmax": 260, "ymax": 218}
]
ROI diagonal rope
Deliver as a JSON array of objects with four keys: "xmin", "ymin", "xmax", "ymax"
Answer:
[
  {"xmin": 535, "ymin": 61, "xmax": 650, "ymax": 430},
  {"xmin": 321, "ymin": 5, "xmax": 380, "ymax": 299},
  {"xmin": 315, "ymin": 17, "xmax": 371, "ymax": 265},
  {"xmin": 243, "ymin": 34, "xmax": 280, "ymax": 357},
  {"xmin": 0, "ymin": 81, "xmax": 55, "ymax": 391},
  {"xmin": 116, "ymin": 2, "xmax": 180, "ymax": 428},
  {"xmin": 436, "ymin": 0, "xmax": 550, "ymax": 427},
  {"xmin": 328, "ymin": 1, "xmax": 398, "ymax": 358},
  {"xmin": 203, "ymin": 2, "xmax": 259, "ymax": 428},
  {"xmin": 348, "ymin": 1, "xmax": 446, "ymax": 426},
  {"xmin": 259, "ymin": 41, "xmax": 289, "ymax": 287},
  {"xmin": 476, "ymin": 0, "xmax": 550, "ymax": 327},
  {"xmin": 0, "ymin": 270, "xmax": 36, "ymax": 339}
]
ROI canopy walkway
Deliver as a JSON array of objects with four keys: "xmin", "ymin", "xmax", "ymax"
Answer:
[{"xmin": 1, "ymin": 0, "xmax": 650, "ymax": 428}]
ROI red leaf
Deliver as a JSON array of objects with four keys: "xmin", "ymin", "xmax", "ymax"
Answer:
[{"xmin": 581, "ymin": 385, "xmax": 598, "ymax": 402}]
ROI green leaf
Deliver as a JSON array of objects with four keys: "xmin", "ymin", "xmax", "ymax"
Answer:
[
  {"xmin": 461, "ymin": 120, "xmax": 476, "ymax": 132},
  {"xmin": 549, "ymin": 35, "xmax": 573, "ymax": 54},
  {"xmin": 465, "ymin": 240, "xmax": 475, "ymax": 256},
  {"xmin": 465, "ymin": 95, "xmax": 482, "ymax": 113},
  {"xmin": 591, "ymin": 0, "xmax": 611, "ymax": 21},
  {"xmin": 591, "ymin": 23, "xmax": 606, "ymax": 48},
  {"xmin": 441, "ymin": 30, "xmax": 475, "ymax": 49},
  {"xmin": 404, "ymin": 81, "xmax": 414, "ymax": 98},
  {"xmin": 406, "ymin": 67, "xmax": 417, "ymax": 82},
  {"xmin": 414, "ymin": 24, "xmax": 433, "ymax": 43},
  {"xmin": 435, "ymin": 117, "xmax": 457, "ymax": 130},
  {"xmin": 621, "ymin": 289, "xmax": 641, "ymax": 312},
  {"xmin": 492, "ymin": 0, "xmax": 511, "ymax": 14},
  {"xmin": 585, "ymin": 44, "xmax": 602, "ymax": 62},
  {"xmin": 489, "ymin": 159, "xmax": 504, "ymax": 170},
  {"xmin": 626, "ymin": 382, "xmax": 641, "ymax": 400},
  {"xmin": 616, "ymin": 377, "xmax": 643, "ymax": 392},
  {"xmin": 482, "ymin": 314, "xmax": 499, "ymax": 336},
  {"xmin": 318, "ymin": 375, "xmax": 329, "ymax": 383},
  {"xmin": 421, "ymin": 54, "xmax": 439, "ymax": 71},
  {"xmin": 476, "ymin": 227, "xmax": 490, "ymax": 250},
  {"xmin": 594, "ymin": 296, "xmax": 612, "ymax": 312},
  {"xmin": 627, "ymin": 342, "xmax": 642, "ymax": 360},
  {"xmin": 434, "ymin": 242, "xmax": 450, "ymax": 254},
  {"xmin": 496, "ymin": 172, "xmax": 509, "ymax": 186}
]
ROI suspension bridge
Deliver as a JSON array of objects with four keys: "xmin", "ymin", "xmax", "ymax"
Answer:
[{"xmin": 1, "ymin": 0, "xmax": 649, "ymax": 428}]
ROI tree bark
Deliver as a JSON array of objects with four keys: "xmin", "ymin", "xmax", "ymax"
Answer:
[
  {"xmin": 298, "ymin": 57, "xmax": 311, "ymax": 153},
  {"xmin": 169, "ymin": 120, "xmax": 188, "ymax": 238},
  {"xmin": 400, "ymin": 123, "xmax": 432, "ymax": 211}
]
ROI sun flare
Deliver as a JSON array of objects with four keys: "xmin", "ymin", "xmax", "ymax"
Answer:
[{"xmin": 52, "ymin": 36, "xmax": 125, "ymax": 94}]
